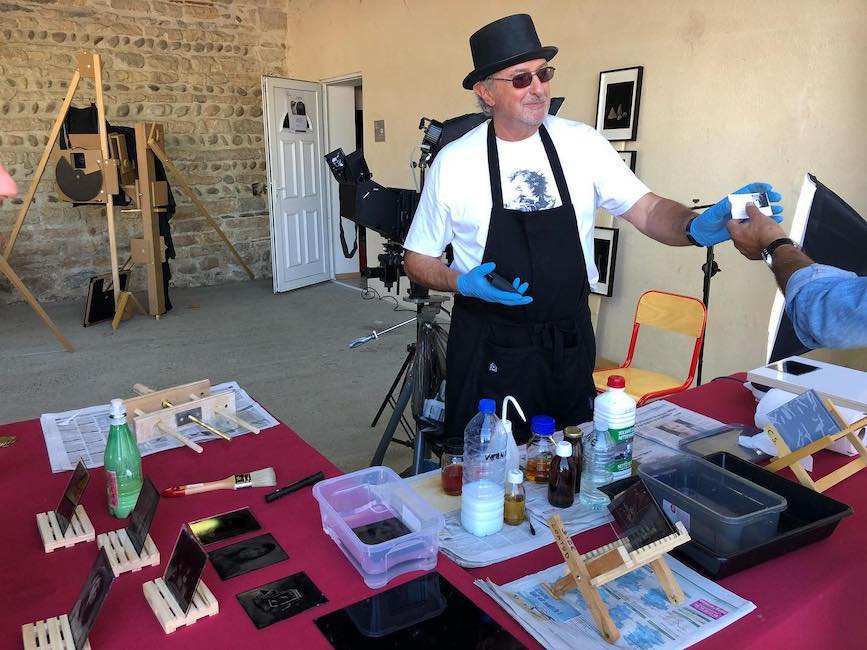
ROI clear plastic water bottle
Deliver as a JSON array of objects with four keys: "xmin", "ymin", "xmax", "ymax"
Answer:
[
  {"xmin": 104, "ymin": 398, "xmax": 143, "ymax": 518},
  {"xmin": 461, "ymin": 398, "xmax": 508, "ymax": 537},
  {"xmin": 579, "ymin": 419, "xmax": 614, "ymax": 510}
]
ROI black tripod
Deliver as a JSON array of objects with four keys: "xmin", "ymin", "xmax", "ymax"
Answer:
[{"xmin": 367, "ymin": 293, "xmax": 448, "ymax": 475}]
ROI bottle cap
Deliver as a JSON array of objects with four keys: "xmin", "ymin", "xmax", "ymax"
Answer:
[
  {"xmin": 530, "ymin": 414, "xmax": 555, "ymax": 435},
  {"xmin": 564, "ymin": 426, "xmax": 583, "ymax": 441},
  {"xmin": 109, "ymin": 398, "xmax": 126, "ymax": 419},
  {"xmin": 556, "ymin": 440, "xmax": 573, "ymax": 457},
  {"xmin": 507, "ymin": 469, "xmax": 524, "ymax": 484},
  {"xmin": 607, "ymin": 375, "xmax": 626, "ymax": 389},
  {"xmin": 479, "ymin": 398, "xmax": 496, "ymax": 414}
]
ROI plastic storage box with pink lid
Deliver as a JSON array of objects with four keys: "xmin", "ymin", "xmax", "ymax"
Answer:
[{"xmin": 313, "ymin": 466, "xmax": 445, "ymax": 588}]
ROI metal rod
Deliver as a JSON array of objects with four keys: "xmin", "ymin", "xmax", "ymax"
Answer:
[{"xmin": 160, "ymin": 399, "xmax": 231, "ymax": 441}]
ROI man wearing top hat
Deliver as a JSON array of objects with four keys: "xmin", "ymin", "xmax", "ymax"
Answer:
[{"xmin": 403, "ymin": 14, "xmax": 783, "ymax": 441}]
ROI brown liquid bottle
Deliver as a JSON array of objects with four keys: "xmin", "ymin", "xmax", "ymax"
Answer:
[
  {"xmin": 564, "ymin": 426, "xmax": 584, "ymax": 494},
  {"xmin": 548, "ymin": 441, "xmax": 576, "ymax": 508}
]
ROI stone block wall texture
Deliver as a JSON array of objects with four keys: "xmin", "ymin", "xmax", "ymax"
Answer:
[{"xmin": 0, "ymin": 0, "xmax": 288, "ymax": 303}]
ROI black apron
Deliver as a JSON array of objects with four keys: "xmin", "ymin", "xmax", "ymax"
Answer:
[{"xmin": 445, "ymin": 123, "xmax": 596, "ymax": 444}]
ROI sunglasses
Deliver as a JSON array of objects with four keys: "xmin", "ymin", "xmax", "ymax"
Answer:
[{"xmin": 489, "ymin": 66, "xmax": 555, "ymax": 89}]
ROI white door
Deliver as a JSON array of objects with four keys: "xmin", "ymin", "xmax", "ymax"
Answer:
[{"xmin": 262, "ymin": 77, "xmax": 331, "ymax": 292}]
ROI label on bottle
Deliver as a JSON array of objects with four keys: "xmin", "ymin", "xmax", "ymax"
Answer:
[
  {"xmin": 663, "ymin": 498, "xmax": 691, "ymax": 531},
  {"xmin": 106, "ymin": 470, "xmax": 119, "ymax": 511},
  {"xmin": 608, "ymin": 424, "xmax": 635, "ymax": 477}
]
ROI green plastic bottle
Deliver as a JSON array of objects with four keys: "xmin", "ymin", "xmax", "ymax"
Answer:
[{"xmin": 105, "ymin": 398, "xmax": 142, "ymax": 518}]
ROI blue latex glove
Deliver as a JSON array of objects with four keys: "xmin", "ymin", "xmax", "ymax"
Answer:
[
  {"xmin": 457, "ymin": 262, "xmax": 533, "ymax": 306},
  {"xmin": 689, "ymin": 182, "xmax": 783, "ymax": 246}
]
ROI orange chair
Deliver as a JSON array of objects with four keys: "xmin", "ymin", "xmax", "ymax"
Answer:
[{"xmin": 593, "ymin": 290, "xmax": 707, "ymax": 406}]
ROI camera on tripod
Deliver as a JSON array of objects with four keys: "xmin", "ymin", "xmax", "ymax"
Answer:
[{"xmin": 324, "ymin": 148, "xmax": 419, "ymax": 295}]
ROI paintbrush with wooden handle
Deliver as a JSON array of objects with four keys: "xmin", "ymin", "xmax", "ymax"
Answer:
[{"xmin": 161, "ymin": 467, "xmax": 276, "ymax": 497}]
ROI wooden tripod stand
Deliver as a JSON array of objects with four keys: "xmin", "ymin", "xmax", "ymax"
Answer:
[{"xmin": 4, "ymin": 51, "xmax": 255, "ymax": 339}]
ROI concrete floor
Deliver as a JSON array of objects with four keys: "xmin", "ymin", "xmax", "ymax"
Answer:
[{"xmin": 0, "ymin": 279, "xmax": 433, "ymax": 473}]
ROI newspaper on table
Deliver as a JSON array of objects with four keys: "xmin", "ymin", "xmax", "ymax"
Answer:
[
  {"xmin": 40, "ymin": 381, "xmax": 279, "ymax": 473},
  {"xmin": 476, "ymin": 555, "xmax": 755, "ymax": 650}
]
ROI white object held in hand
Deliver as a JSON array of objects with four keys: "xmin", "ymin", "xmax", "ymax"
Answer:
[{"xmin": 729, "ymin": 192, "xmax": 772, "ymax": 220}]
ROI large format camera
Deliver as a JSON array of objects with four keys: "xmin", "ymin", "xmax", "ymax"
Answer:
[{"xmin": 324, "ymin": 148, "xmax": 419, "ymax": 294}]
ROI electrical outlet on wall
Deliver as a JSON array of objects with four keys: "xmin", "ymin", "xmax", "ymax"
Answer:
[{"xmin": 374, "ymin": 120, "xmax": 385, "ymax": 142}]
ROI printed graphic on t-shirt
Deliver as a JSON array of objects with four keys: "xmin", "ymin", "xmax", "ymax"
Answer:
[{"xmin": 503, "ymin": 169, "xmax": 557, "ymax": 212}]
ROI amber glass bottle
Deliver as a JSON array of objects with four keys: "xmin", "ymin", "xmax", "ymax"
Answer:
[{"xmin": 548, "ymin": 441, "xmax": 576, "ymax": 508}]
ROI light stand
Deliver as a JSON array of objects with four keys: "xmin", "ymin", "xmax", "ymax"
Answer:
[
  {"xmin": 364, "ymin": 291, "xmax": 449, "ymax": 475},
  {"xmin": 691, "ymin": 200, "xmax": 715, "ymax": 386}
]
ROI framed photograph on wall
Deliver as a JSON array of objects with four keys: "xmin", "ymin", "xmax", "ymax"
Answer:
[
  {"xmin": 619, "ymin": 150, "xmax": 637, "ymax": 172},
  {"xmin": 596, "ymin": 66, "xmax": 643, "ymax": 141},
  {"xmin": 591, "ymin": 226, "xmax": 619, "ymax": 297}
]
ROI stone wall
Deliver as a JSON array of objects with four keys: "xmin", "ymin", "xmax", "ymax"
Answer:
[{"xmin": 0, "ymin": 0, "xmax": 288, "ymax": 303}]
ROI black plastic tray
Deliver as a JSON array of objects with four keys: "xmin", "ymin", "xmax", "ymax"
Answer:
[{"xmin": 671, "ymin": 452, "xmax": 853, "ymax": 577}]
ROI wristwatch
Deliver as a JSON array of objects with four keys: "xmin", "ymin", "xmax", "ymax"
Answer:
[{"xmin": 761, "ymin": 238, "xmax": 798, "ymax": 265}]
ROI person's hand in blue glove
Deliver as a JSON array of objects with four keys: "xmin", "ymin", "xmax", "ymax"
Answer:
[
  {"xmin": 689, "ymin": 182, "xmax": 783, "ymax": 247},
  {"xmin": 456, "ymin": 262, "xmax": 532, "ymax": 306}
]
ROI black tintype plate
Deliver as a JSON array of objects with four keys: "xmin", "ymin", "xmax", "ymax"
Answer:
[
  {"xmin": 189, "ymin": 507, "xmax": 262, "ymax": 545},
  {"xmin": 236, "ymin": 571, "xmax": 327, "ymax": 629},
  {"xmin": 163, "ymin": 526, "xmax": 208, "ymax": 615},
  {"xmin": 55, "ymin": 460, "xmax": 90, "ymax": 536},
  {"xmin": 351, "ymin": 516, "xmax": 411, "ymax": 546},
  {"xmin": 126, "ymin": 476, "xmax": 160, "ymax": 556},
  {"xmin": 68, "ymin": 548, "xmax": 116, "ymax": 650},
  {"xmin": 209, "ymin": 533, "xmax": 288, "ymax": 580}
]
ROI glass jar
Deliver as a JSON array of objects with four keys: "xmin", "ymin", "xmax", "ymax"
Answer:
[
  {"xmin": 564, "ymin": 426, "xmax": 584, "ymax": 494},
  {"xmin": 440, "ymin": 439, "xmax": 463, "ymax": 496},
  {"xmin": 503, "ymin": 469, "xmax": 526, "ymax": 525},
  {"xmin": 525, "ymin": 415, "xmax": 556, "ymax": 483}
]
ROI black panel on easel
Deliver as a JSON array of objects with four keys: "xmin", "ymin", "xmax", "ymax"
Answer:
[{"xmin": 83, "ymin": 271, "xmax": 130, "ymax": 327}]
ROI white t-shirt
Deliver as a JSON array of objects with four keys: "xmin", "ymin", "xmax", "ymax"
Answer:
[{"xmin": 404, "ymin": 115, "xmax": 650, "ymax": 284}]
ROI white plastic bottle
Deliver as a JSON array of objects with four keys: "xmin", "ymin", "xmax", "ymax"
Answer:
[
  {"xmin": 461, "ymin": 398, "xmax": 508, "ymax": 537},
  {"xmin": 595, "ymin": 375, "xmax": 636, "ymax": 481}
]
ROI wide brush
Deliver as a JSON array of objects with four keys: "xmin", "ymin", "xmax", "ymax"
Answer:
[{"xmin": 161, "ymin": 467, "xmax": 276, "ymax": 497}]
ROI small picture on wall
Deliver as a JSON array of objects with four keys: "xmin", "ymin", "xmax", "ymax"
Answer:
[
  {"xmin": 592, "ymin": 226, "xmax": 619, "ymax": 297},
  {"xmin": 619, "ymin": 150, "xmax": 637, "ymax": 173},
  {"xmin": 596, "ymin": 67, "xmax": 643, "ymax": 141}
]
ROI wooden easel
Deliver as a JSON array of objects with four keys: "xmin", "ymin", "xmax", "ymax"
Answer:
[
  {"xmin": 5, "ymin": 51, "xmax": 255, "ymax": 333},
  {"xmin": 764, "ymin": 398, "xmax": 867, "ymax": 493},
  {"xmin": 543, "ymin": 515, "xmax": 690, "ymax": 644}
]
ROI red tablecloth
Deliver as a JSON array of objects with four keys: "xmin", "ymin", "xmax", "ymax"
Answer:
[
  {"xmin": 0, "ymin": 415, "xmax": 535, "ymax": 649},
  {"xmin": 468, "ymin": 376, "xmax": 867, "ymax": 649},
  {"xmin": 2, "ymin": 377, "xmax": 864, "ymax": 649}
]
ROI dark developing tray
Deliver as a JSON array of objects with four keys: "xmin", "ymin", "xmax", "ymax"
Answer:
[{"xmin": 671, "ymin": 452, "xmax": 853, "ymax": 578}]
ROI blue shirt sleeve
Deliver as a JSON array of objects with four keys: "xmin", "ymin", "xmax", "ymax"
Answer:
[{"xmin": 784, "ymin": 264, "xmax": 867, "ymax": 349}]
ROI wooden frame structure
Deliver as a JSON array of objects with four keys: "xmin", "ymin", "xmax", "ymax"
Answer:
[
  {"xmin": 544, "ymin": 514, "xmax": 690, "ymax": 644},
  {"xmin": 125, "ymin": 379, "xmax": 258, "ymax": 453},
  {"xmin": 764, "ymin": 398, "xmax": 867, "ymax": 493},
  {"xmin": 4, "ymin": 51, "xmax": 255, "ymax": 343}
]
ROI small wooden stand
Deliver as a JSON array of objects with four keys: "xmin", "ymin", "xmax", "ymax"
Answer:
[
  {"xmin": 37, "ymin": 505, "xmax": 95, "ymax": 553},
  {"xmin": 142, "ymin": 578, "xmax": 218, "ymax": 634},
  {"xmin": 765, "ymin": 399, "xmax": 867, "ymax": 493},
  {"xmin": 22, "ymin": 614, "xmax": 91, "ymax": 650},
  {"xmin": 543, "ymin": 515, "xmax": 690, "ymax": 644},
  {"xmin": 97, "ymin": 529, "xmax": 159, "ymax": 577}
]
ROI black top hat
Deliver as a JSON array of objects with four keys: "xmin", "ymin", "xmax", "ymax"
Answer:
[{"xmin": 462, "ymin": 14, "xmax": 558, "ymax": 90}]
